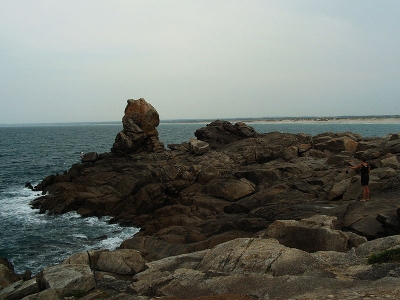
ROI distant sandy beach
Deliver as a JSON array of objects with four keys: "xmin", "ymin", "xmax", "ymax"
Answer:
[
  {"xmin": 244, "ymin": 117, "xmax": 400, "ymax": 125},
  {"xmin": 161, "ymin": 116, "xmax": 400, "ymax": 125}
]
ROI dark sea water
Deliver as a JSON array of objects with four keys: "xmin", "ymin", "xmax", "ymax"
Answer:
[{"xmin": 0, "ymin": 121, "xmax": 399, "ymax": 274}]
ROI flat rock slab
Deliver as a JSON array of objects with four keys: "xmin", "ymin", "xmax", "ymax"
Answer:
[{"xmin": 342, "ymin": 191, "xmax": 400, "ymax": 238}]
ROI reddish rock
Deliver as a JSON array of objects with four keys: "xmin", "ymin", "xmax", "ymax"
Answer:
[{"xmin": 112, "ymin": 98, "xmax": 164, "ymax": 154}]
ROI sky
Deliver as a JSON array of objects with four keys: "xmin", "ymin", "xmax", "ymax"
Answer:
[{"xmin": 1, "ymin": 0, "xmax": 400, "ymax": 124}]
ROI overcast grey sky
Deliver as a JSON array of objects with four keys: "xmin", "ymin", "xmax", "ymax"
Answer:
[{"xmin": 1, "ymin": 0, "xmax": 400, "ymax": 124}]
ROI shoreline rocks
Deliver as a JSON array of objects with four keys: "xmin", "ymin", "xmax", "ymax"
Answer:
[
  {"xmin": 3, "ymin": 99, "xmax": 400, "ymax": 299},
  {"xmin": 4, "ymin": 233, "xmax": 400, "ymax": 299}
]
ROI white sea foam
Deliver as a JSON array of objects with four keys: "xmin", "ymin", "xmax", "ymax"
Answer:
[
  {"xmin": 1, "ymin": 186, "xmax": 139, "ymax": 274},
  {"xmin": 96, "ymin": 232, "xmax": 138, "ymax": 250},
  {"xmin": 0, "ymin": 188, "xmax": 46, "ymax": 222},
  {"xmin": 72, "ymin": 234, "xmax": 88, "ymax": 239}
]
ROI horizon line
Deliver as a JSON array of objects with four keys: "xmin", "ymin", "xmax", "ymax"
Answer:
[{"xmin": 1, "ymin": 114, "xmax": 400, "ymax": 126}]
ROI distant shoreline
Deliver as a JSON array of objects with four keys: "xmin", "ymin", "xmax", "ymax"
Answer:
[
  {"xmin": 243, "ymin": 117, "xmax": 400, "ymax": 125},
  {"xmin": 1, "ymin": 116, "xmax": 400, "ymax": 127},
  {"xmin": 161, "ymin": 116, "xmax": 400, "ymax": 125}
]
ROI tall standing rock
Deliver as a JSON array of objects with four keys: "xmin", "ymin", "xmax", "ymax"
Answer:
[{"xmin": 111, "ymin": 98, "xmax": 164, "ymax": 154}]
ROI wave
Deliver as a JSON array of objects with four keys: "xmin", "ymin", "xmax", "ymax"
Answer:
[{"xmin": 0, "ymin": 186, "xmax": 138, "ymax": 275}]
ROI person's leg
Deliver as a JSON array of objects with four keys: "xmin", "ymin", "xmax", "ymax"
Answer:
[
  {"xmin": 366, "ymin": 185, "xmax": 370, "ymax": 200},
  {"xmin": 362, "ymin": 186, "xmax": 368, "ymax": 201}
]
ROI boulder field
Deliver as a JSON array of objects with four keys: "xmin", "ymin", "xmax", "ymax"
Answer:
[{"xmin": 1, "ymin": 98, "xmax": 400, "ymax": 299}]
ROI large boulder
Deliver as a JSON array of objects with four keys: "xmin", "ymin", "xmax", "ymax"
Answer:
[
  {"xmin": 203, "ymin": 178, "xmax": 255, "ymax": 201},
  {"xmin": 380, "ymin": 139, "xmax": 400, "ymax": 156},
  {"xmin": 95, "ymin": 249, "xmax": 147, "ymax": 275},
  {"xmin": 80, "ymin": 151, "xmax": 99, "ymax": 163},
  {"xmin": 381, "ymin": 155, "xmax": 400, "ymax": 169},
  {"xmin": 63, "ymin": 249, "xmax": 147, "ymax": 276},
  {"xmin": 265, "ymin": 215, "xmax": 353, "ymax": 252},
  {"xmin": 19, "ymin": 289, "xmax": 59, "ymax": 300},
  {"xmin": 342, "ymin": 192, "xmax": 400, "ymax": 239},
  {"xmin": 355, "ymin": 235, "xmax": 400, "ymax": 257},
  {"xmin": 0, "ymin": 258, "xmax": 20, "ymax": 289},
  {"xmin": 194, "ymin": 120, "xmax": 258, "ymax": 149},
  {"xmin": 123, "ymin": 98, "xmax": 160, "ymax": 133},
  {"xmin": 130, "ymin": 236, "xmax": 400, "ymax": 299},
  {"xmin": 0, "ymin": 279, "xmax": 39, "ymax": 300},
  {"xmin": 189, "ymin": 138, "xmax": 210, "ymax": 155},
  {"xmin": 40, "ymin": 264, "xmax": 95, "ymax": 296},
  {"xmin": 196, "ymin": 238, "xmax": 323, "ymax": 276},
  {"xmin": 329, "ymin": 178, "xmax": 352, "ymax": 200},
  {"xmin": 111, "ymin": 98, "xmax": 164, "ymax": 154},
  {"xmin": 313, "ymin": 134, "xmax": 359, "ymax": 153},
  {"xmin": 128, "ymin": 238, "xmax": 329, "ymax": 298}
]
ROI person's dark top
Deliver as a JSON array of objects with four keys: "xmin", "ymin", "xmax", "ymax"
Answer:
[{"xmin": 360, "ymin": 164, "xmax": 369, "ymax": 186}]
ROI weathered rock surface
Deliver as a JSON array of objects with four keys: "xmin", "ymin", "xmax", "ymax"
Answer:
[
  {"xmin": 111, "ymin": 98, "xmax": 164, "ymax": 155},
  {"xmin": 194, "ymin": 120, "xmax": 258, "ymax": 150},
  {"xmin": 0, "ymin": 278, "xmax": 40, "ymax": 300},
  {"xmin": 81, "ymin": 151, "xmax": 99, "ymax": 163},
  {"xmin": 5, "ymin": 235, "xmax": 400, "ymax": 299},
  {"xmin": 264, "ymin": 215, "xmax": 358, "ymax": 252},
  {"xmin": 4, "ymin": 99, "xmax": 400, "ymax": 299},
  {"xmin": 189, "ymin": 138, "xmax": 210, "ymax": 155},
  {"xmin": 40, "ymin": 264, "xmax": 95, "ymax": 295},
  {"xmin": 0, "ymin": 258, "xmax": 20, "ymax": 289}
]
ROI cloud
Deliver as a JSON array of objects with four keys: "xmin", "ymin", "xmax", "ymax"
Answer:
[{"xmin": 1, "ymin": 0, "xmax": 400, "ymax": 124}]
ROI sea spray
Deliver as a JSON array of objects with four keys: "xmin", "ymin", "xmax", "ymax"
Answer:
[{"xmin": 0, "ymin": 186, "xmax": 138, "ymax": 275}]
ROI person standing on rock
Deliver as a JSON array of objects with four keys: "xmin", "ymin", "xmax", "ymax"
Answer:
[{"xmin": 349, "ymin": 157, "xmax": 370, "ymax": 201}]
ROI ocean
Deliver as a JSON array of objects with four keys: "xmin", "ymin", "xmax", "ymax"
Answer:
[{"xmin": 0, "ymin": 120, "xmax": 399, "ymax": 275}]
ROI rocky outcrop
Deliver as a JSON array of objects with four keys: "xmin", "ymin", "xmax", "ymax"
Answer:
[
  {"xmin": 194, "ymin": 120, "xmax": 258, "ymax": 149},
  {"xmin": 10, "ymin": 100, "xmax": 400, "ymax": 298},
  {"xmin": 111, "ymin": 98, "xmax": 164, "ymax": 155},
  {"xmin": 41, "ymin": 264, "xmax": 95, "ymax": 295},
  {"xmin": 4, "ymin": 233, "xmax": 400, "ymax": 299},
  {"xmin": 0, "ymin": 278, "xmax": 40, "ymax": 300},
  {"xmin": 29, "ymin": 104, "xmax": 400, "ymax": 253},
  {"xmin": 264, "ymin": 215, "xmax": 362, "ymax": 252}
]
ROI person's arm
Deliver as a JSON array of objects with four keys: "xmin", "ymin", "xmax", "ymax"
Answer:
[{"xmin": 349, "ymin": 164, "xmax": 361, "ymax": 170}]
